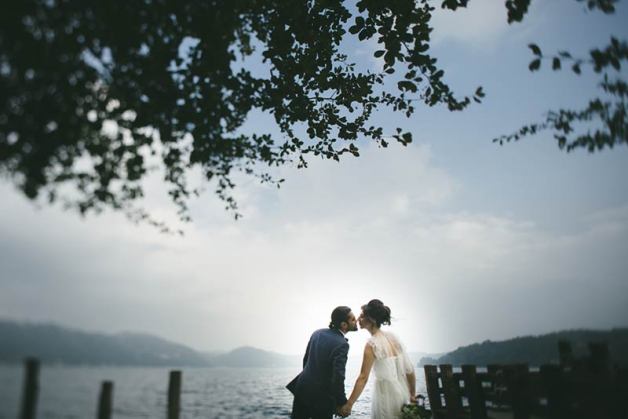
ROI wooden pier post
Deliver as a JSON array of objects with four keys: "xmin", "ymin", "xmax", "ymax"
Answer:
[
  {"xmin": 462, "ymin": 364, "xmax": 486, "ymax": 419},
  {"xmin": 540, "ymin": 364, "xmax": 568, "ymax": 419},
  {"xmin": 440, "ymin": 364, "xmax": 462, "ymax": 419},
  {"xmin": 167, "ymin": 370, "xmax": 182, "ymax": 419},
  {"xmin": 588, "ymin": 342, "xmax": 610, "ymax": 373},
  {"xmin": 508, "ymin": 364, "xmax": 532, "ymax": 419},
  {"xmin": 557, "ymin": 340, "xmax": 573, "ymax": 368},
  {"xmin": 424, "ymin": 365, "xmax": 443, "ymax": 416},
  {"xmin": 19, "ymin": 358, "xmax": 39, "ymax": 419},
  {"xmin": 588, "ymin": 343, "xmax": 612, "ymax": 419},
  {"xmin": 97, "ymin": 381, "xmax": 114, "ymax": 419}
]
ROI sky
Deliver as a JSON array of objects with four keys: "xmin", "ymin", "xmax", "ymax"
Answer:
[{"xmin": 1, "ymin": 0, "xmax": 627, "ymax": 356}]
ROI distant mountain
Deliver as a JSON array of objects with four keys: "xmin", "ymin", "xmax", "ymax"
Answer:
[
  {"xmin": 407, "ymin": 351, "xmax": 443, "ymax": 366},
  {"xmin": 0, "ymin": 320, "xmax": 208, "ymax": 366},
  {"xmin": 209, "ymin": 346, "xmax": 300, "ymax": 368},
  {"xmin": 0, "ymin": 319, "xmax": 299, "ymax": 368},
  {"xmin": 419, "ymin": 328, "xmax": 628, "ymax": 367}
]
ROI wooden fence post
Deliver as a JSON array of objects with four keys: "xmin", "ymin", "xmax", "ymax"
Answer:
[
  {"xmin": 462, "ymin": 364, "xmax": 486, "ymax": 419},
  {"xmin": 97, "ymin": 381, "xmax": 113, "ymax": 419},
  {"xmin": 558, "ymin": 340, "xmax": 573, "ymax": 368},
  {"xmin": 588, "ymin": 343, "xmax": 612, "ymax": 419},
  {"xmin": 540, "ymin": 364, "xmax": 568, "ymax": 419},
  {"xmin": 424, "ymin": 365, "xmax": 443, "ymax": 417},
  {"xmin": 613, "ymin": 367, "xmax": 628, "ymax": 419},
  {"xmin": 19, "ymin": 357, "xmax": 39, "ymax": 419},
  {"xmin": 588, "ymin": 342, "xmax": 610, "ymax": 373},
  {"xmin": 440, "ymin": 364, "xmax": 462, "ymax": 419},
  {"xmin": 167, "ymin": 370, "xmax": 182, "ymax": 419},
  {"xmin": 508, "ymin": 364, "xmax": 531, "ymax": 419}
]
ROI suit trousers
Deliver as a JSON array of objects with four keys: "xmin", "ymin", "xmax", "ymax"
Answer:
[{"xmin": 290, "ymin": 396, "xmax": 334, "ymax": 419}]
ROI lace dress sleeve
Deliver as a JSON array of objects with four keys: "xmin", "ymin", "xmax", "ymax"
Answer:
[
  {"xmin": 366, "ymin": 336, "xmax": 381, "ymax": 359},
  {"xmin": 367, "ymin": 336, "xmax": 385, "ymax": 360}
]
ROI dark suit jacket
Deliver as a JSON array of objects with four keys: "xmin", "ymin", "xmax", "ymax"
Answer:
[{"xmin": 287, "ymin": 328, "xmax": 349, "ymax": 415}]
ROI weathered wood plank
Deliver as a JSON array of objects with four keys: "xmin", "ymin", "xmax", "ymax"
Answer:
[
  {"xmin": 167, "ymin": 370, "xmax": 182, "ymax": 419},
  {"xmin": 424, "ymin": 364, "xmax": 443, "ymax": 415},
  {"xmin": 462, "ymin": 364, "xmax": 487, "ymax": 419},
  {"xmin": 540, "ymin": 364, "xmax": 568, "ymax": 419},
  {"xmin": 440, "ymin": 364, "xmax": 462, "ymax": 419},
  {"xmin": 97, "ymin": 381, "xmax": 114, "ymax": 419},
  {"xmin": 508, "ymin": 364, "xmax": 531, "ymax": 419},
  {"xmin": 557, "ymin": 341, "xmax": 573, "ymax": 368},
  {"xmin": 19, "ymin": 358, "xmax": 39, "ymax": 419}
]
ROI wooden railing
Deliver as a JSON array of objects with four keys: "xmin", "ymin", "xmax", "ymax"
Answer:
[
  {"xmin": 17, "ymin": 358, "xmax": 183, "ymax": 419},
  {"xmin": 423, "ymin": 341, "xmax": 628, "ymax": 419},
  {"xmin": 14, "ymin": 341, "xmax": 628, "ymax": 418}
]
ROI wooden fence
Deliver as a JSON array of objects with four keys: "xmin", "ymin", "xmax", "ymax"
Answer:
[
  {"xmin": 17, "ymin": 358, "xmax": 183, "ymax": 419},
  {"xmin": 423, "ymin": 341, "xmax": 628, "ymax": 419},
  {"xmin": 15, "ymin": 341, "xmax": 628, "ymax": 418}
]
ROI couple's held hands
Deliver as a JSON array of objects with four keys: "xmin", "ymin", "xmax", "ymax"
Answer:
[{"xmin": 336, "ymin": 401, "xmax": 352, "ymax": 417}]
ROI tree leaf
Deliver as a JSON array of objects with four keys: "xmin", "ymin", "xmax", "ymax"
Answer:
[
  {"xmin": 397, "ymin": 80, "xmax": 417, "ymax": 92},
  {"xmin": 529, "ymin": 59, "xmax": 541, "ymax": 71},
  {"xmin": 528, "ymin": 43, "xmax": 542, "ymax": 56}
]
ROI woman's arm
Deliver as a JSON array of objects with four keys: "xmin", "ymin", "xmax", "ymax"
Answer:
[
  {"xmin": 406, "ymin": 370, "xmax": 417, "ymax": 402},
  {"xmin": 396, "ymin": 336, "xmax": 417, "ymax": 402},
  {"xmin": 344, "ymin": 343, "xmax": 375, "ymax": 410}
]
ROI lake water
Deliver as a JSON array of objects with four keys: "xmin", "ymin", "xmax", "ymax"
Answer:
[{"xmin": 0, "ymin": 363, "xmax": 427, "ymax": 418}]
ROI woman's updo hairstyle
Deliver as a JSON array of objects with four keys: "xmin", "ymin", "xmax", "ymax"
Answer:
[{"xmin": 361, "ymin": 299, "xmax": 391, "ymax": 327}]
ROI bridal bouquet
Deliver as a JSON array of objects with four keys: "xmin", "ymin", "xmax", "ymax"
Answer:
[{"xmin": 401, "ymin": 395, "xmax": 432, "ymax": 419}]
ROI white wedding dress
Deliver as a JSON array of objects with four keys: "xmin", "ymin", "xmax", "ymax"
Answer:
[{"xmin": 368, "ymin": 331, "xmax": 415, "ymax": 419}]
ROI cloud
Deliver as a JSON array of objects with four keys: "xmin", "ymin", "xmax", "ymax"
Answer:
[
  {"xmin": 270, "ymin": 143, "xmax": 457, "ymax": 221},
  {"xmin": 431, "ymin": 1, "xmax": 509, "ymax": 48},
  {"xmin": 429, "ymin": 0, "xmax": 541, "ymax": 49},
  {"xmin": 1, "ymin": 141, "xmax": 627, "ymax": 355},
  {"xmin": 354, "ymin": 1, "xmax": 514, "ymax": 70},
  {"xmin": 350, "ymin": 0, "xmax": 541, "ymax": 73}
]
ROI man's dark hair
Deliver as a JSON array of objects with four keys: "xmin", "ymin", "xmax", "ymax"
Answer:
[{"xmin": 329, "ymin": 306, "xmax": 352, "ymax": 329}]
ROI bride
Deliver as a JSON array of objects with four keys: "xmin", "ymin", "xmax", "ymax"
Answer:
[{"xmin": 340, "ymin": 299, "xmax": 416, "ymax": 418}]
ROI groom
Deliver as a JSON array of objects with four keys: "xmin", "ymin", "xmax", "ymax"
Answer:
[{"xmin": 287, "ymin": 306, "xmax": 358, "ymax": 419}]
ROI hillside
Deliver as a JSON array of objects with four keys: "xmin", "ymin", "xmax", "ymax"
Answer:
[
  {"xmin": 210, "ymin": 346, "xmax": 300, "ymax": 368},
  {"xmin": 0, "ymin": 319, "xmax": 298, "ymax": 367},
  {"xmin": 0, "ymin": 320, "xmax": 208, "ymax": 366},
  {"xmin": 420, "ymin": 328, "xmax": 628, "ymax": 367}
]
